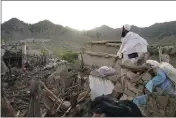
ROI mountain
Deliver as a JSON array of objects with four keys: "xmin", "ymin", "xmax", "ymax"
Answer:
[
  {"xmin": 1, "ymin": 18, "xmax": 31, "ymax": 40},
  {"xmin": 2, "ymin": 18, "xmax": 176, "ymax": 45}
]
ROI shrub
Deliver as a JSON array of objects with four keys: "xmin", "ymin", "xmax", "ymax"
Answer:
[
  {"xmin": 61, "ymin": 51, "xmax": 78, "ymax": 63},
  {"xmin": 40, "ymin": 48, "xmax": 49, "ymax": 55}
]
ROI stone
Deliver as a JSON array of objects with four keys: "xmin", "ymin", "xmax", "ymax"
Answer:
[
  {"xmin": 63, "ymin": 101, "xmax": 71, "ymax": 108},
  {"xmin": 125, "ymin": 89, "xmax": 136, "ymax": 97},
  {"xmin": 113, "ymin": 81, "xmax": 123, "ymax": 93},
  {"xmin": 142, "ymin": 73, "xmax": 152, "ymax": 81},
  {"xmin": 120, "ymin": 94, "xmax": 128, "ymax": 100},
  {"xmin": 126, "ymin": 71, "xmax": 139, "ymax": 81},
  {"xmin": 126, "ymin": 80, "xmax": 140, "ymax": 94}
]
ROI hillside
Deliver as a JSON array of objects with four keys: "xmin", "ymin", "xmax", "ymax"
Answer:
[{"xmin": 2, "ymin": 18, "xmax": 176, "ymax": 47}]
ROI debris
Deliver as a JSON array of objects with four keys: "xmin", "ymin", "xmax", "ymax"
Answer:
[{"xmin": 28, "ymin": 79, "xmax": 41, "ymax": 117}]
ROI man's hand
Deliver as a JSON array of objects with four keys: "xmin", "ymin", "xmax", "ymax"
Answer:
[{"xmin": 116, "ymin": 52, "xmax": 122, "ymax": 58}]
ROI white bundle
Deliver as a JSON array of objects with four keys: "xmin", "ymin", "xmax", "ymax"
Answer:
[
  {"xmin": 146, "ymin": 60, "xmax": 176, "ymax": 84},
  {"xmin": 89, "ymin": 75, "xmax": 114, "ymax": 100},
  {"xmin": 97, "ymin": 66, "xmax": 115, "ymax": 77},
  {"xmin": 159, "ymin": 62, "xmax": 176, "ymax": 84},
  {"xmin": 146, "ymin": 60, "xmax": 160, "ymax": 68}
]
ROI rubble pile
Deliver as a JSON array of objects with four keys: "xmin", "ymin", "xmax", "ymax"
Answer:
[
  {"xmin": 118, "ymin": 64, "xmax": 152, "ymax": 100},
  {"xmin": 1, "ymin": 58, "xmax": 92, "ymax": 117},
  {"xmin": 118, "ymin": 63, "xmax": 176, "ymax": 117},
  {"xmin": 2, "ymin": 53, "xmax": 176, "ymax": 117}
]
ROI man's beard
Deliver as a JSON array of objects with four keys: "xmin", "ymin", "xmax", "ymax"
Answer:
[
  {"xmin": 121, "ymin": 27, "xmax": 128, "ymax": 38},
  {"xmin": 121, "ymin": 30, "xmax": 126, "ymax": 38}
]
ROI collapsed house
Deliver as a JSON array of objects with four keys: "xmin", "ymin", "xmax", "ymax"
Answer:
[
  {"xmin": 1, "ymin": 40, "xmax": 176, "ymax": 117},
  {"xmin": 80, "ymin": 40, "xmax": 176, "ymax": 117}
]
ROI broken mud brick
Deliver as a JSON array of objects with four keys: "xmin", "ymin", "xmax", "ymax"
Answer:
[
  {"xmin": 142, "ymin": 73, "xmax": 152, "ymax": 81},
  {"xmin": 126, "ymin": 71, "xmax": 139, "ymax": 81},
  {"xmin": 125, "ymin": 89, "xmax": 136, "ymax": 97},
  {"xmin": 113, "ymin": 81, "xmax": 123, "ymax": 93}
]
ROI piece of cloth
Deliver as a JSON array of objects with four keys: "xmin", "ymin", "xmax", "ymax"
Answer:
[
  {"xmin": 89, "ymin": 75, "xmax": 115, "ymax": 100},
  {"xmin": 145, "ymin": 69, "xmax": 176, "ymax": 96},
  {"xmin": 146, "ymin": 59, "xmax": 176, "ymax": 84},
  {"xmin": 91, "ymin": 95, "xmax": 143, "ymax": 117},
  {"xmin": 121, "ymin": 52, "xmax": 145, "ymax": 76},
  {"xmin": 124, "ymin": 24, "xmax": 131, "ymax": 31},
  {"xmin": 133, "ymin": 94, "xmax": 149, "ymax": 106},
  {"xmin": 146, "ymin": 60, "xmax": 160, "ymax": 68},
  {"xmin": 97, "ymin": 66, "xmax": 115, "ymax": 77},
  {"xmin": 121, "ymin": 32, "xmax": 148, "ymax": 55},
  {"xmin": 159, "ymin": 62, "xmax": 176, "ymax": 84},
  {"xmin": 133, "ymin": 70, "xmax": 176, "ymax": 107},
  {"xmin": 145, "ymin": 70, "xmax": 166, "ymax": 93},
  {"xmin": 120, "ymin": 31, "xmax": 148, "ymax": 76}
]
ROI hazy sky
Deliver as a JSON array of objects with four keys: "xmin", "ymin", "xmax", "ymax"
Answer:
[{"xmin": 2, "ymin": 1, "xmax": 176, "ymax": 30}]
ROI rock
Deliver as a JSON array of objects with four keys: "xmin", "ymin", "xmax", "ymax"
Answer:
[
  {"xmin": 113, "ymin": 81, "xmax": 123, "ymax": 93},
  {"xmin": 142, "ymin": 73, "xmax": 152, "ymax": 81},
  {"xmin": 120, "ymin": 94, "xmax": 128, "ymax": 100},
  {"xmin": 126, "ymin": 71, "xmax": 138, "ymax": 80},
  {"xmin": 125, "ymin": 89, "xmax": 136, "ymax": 97},
  {"xmin": 126, "ymin": 80, "xmax": 140, "ymax": 94},
  {"xmin": 63, "ymin": 101, "xmax": 71, "ymax": 108}
]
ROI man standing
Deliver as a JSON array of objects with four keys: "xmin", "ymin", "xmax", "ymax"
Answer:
[{"xmin": 117, "ymin": 24, "xmax": 149, "ymax": 75}]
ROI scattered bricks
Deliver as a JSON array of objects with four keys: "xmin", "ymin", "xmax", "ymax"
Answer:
[
  {"xmin": 124, "ymin": 89, "xmax": 136, "ymax": 97},
  {"xmin": 126, "ymin": 80, "xmax": 140, "ymax": 94},
  {"xmin": 136, "ymin": 85, "xmax": 144, "ymax": 95},
  {"xmin": 126, "ymin": 71, "xmax": 139, "ymax": 81}
]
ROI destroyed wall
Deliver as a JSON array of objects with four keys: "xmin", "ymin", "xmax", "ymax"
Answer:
[{"xmin": 80, "ymin": 40, "xmax": 122, "ymax": 75}]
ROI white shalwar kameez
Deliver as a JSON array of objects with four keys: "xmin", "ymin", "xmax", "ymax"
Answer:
[{"xmin": 120, "ymin": 31, "xmax": 149, "ymax": 76}]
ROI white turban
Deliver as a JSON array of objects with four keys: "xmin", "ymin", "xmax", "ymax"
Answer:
[{"xmin": 124, "ymin": 24, "xmax": 131, "ymax": 31}]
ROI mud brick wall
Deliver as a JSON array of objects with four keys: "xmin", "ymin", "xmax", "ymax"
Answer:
[{"xmin": 80, "ymin": 40, "xmax": 122, "ymax": 74}]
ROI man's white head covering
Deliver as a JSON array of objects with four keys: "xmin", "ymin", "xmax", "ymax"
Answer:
[{"xmin": 123, "ymin": 24, "xmax": 131, "ymax": 31}]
